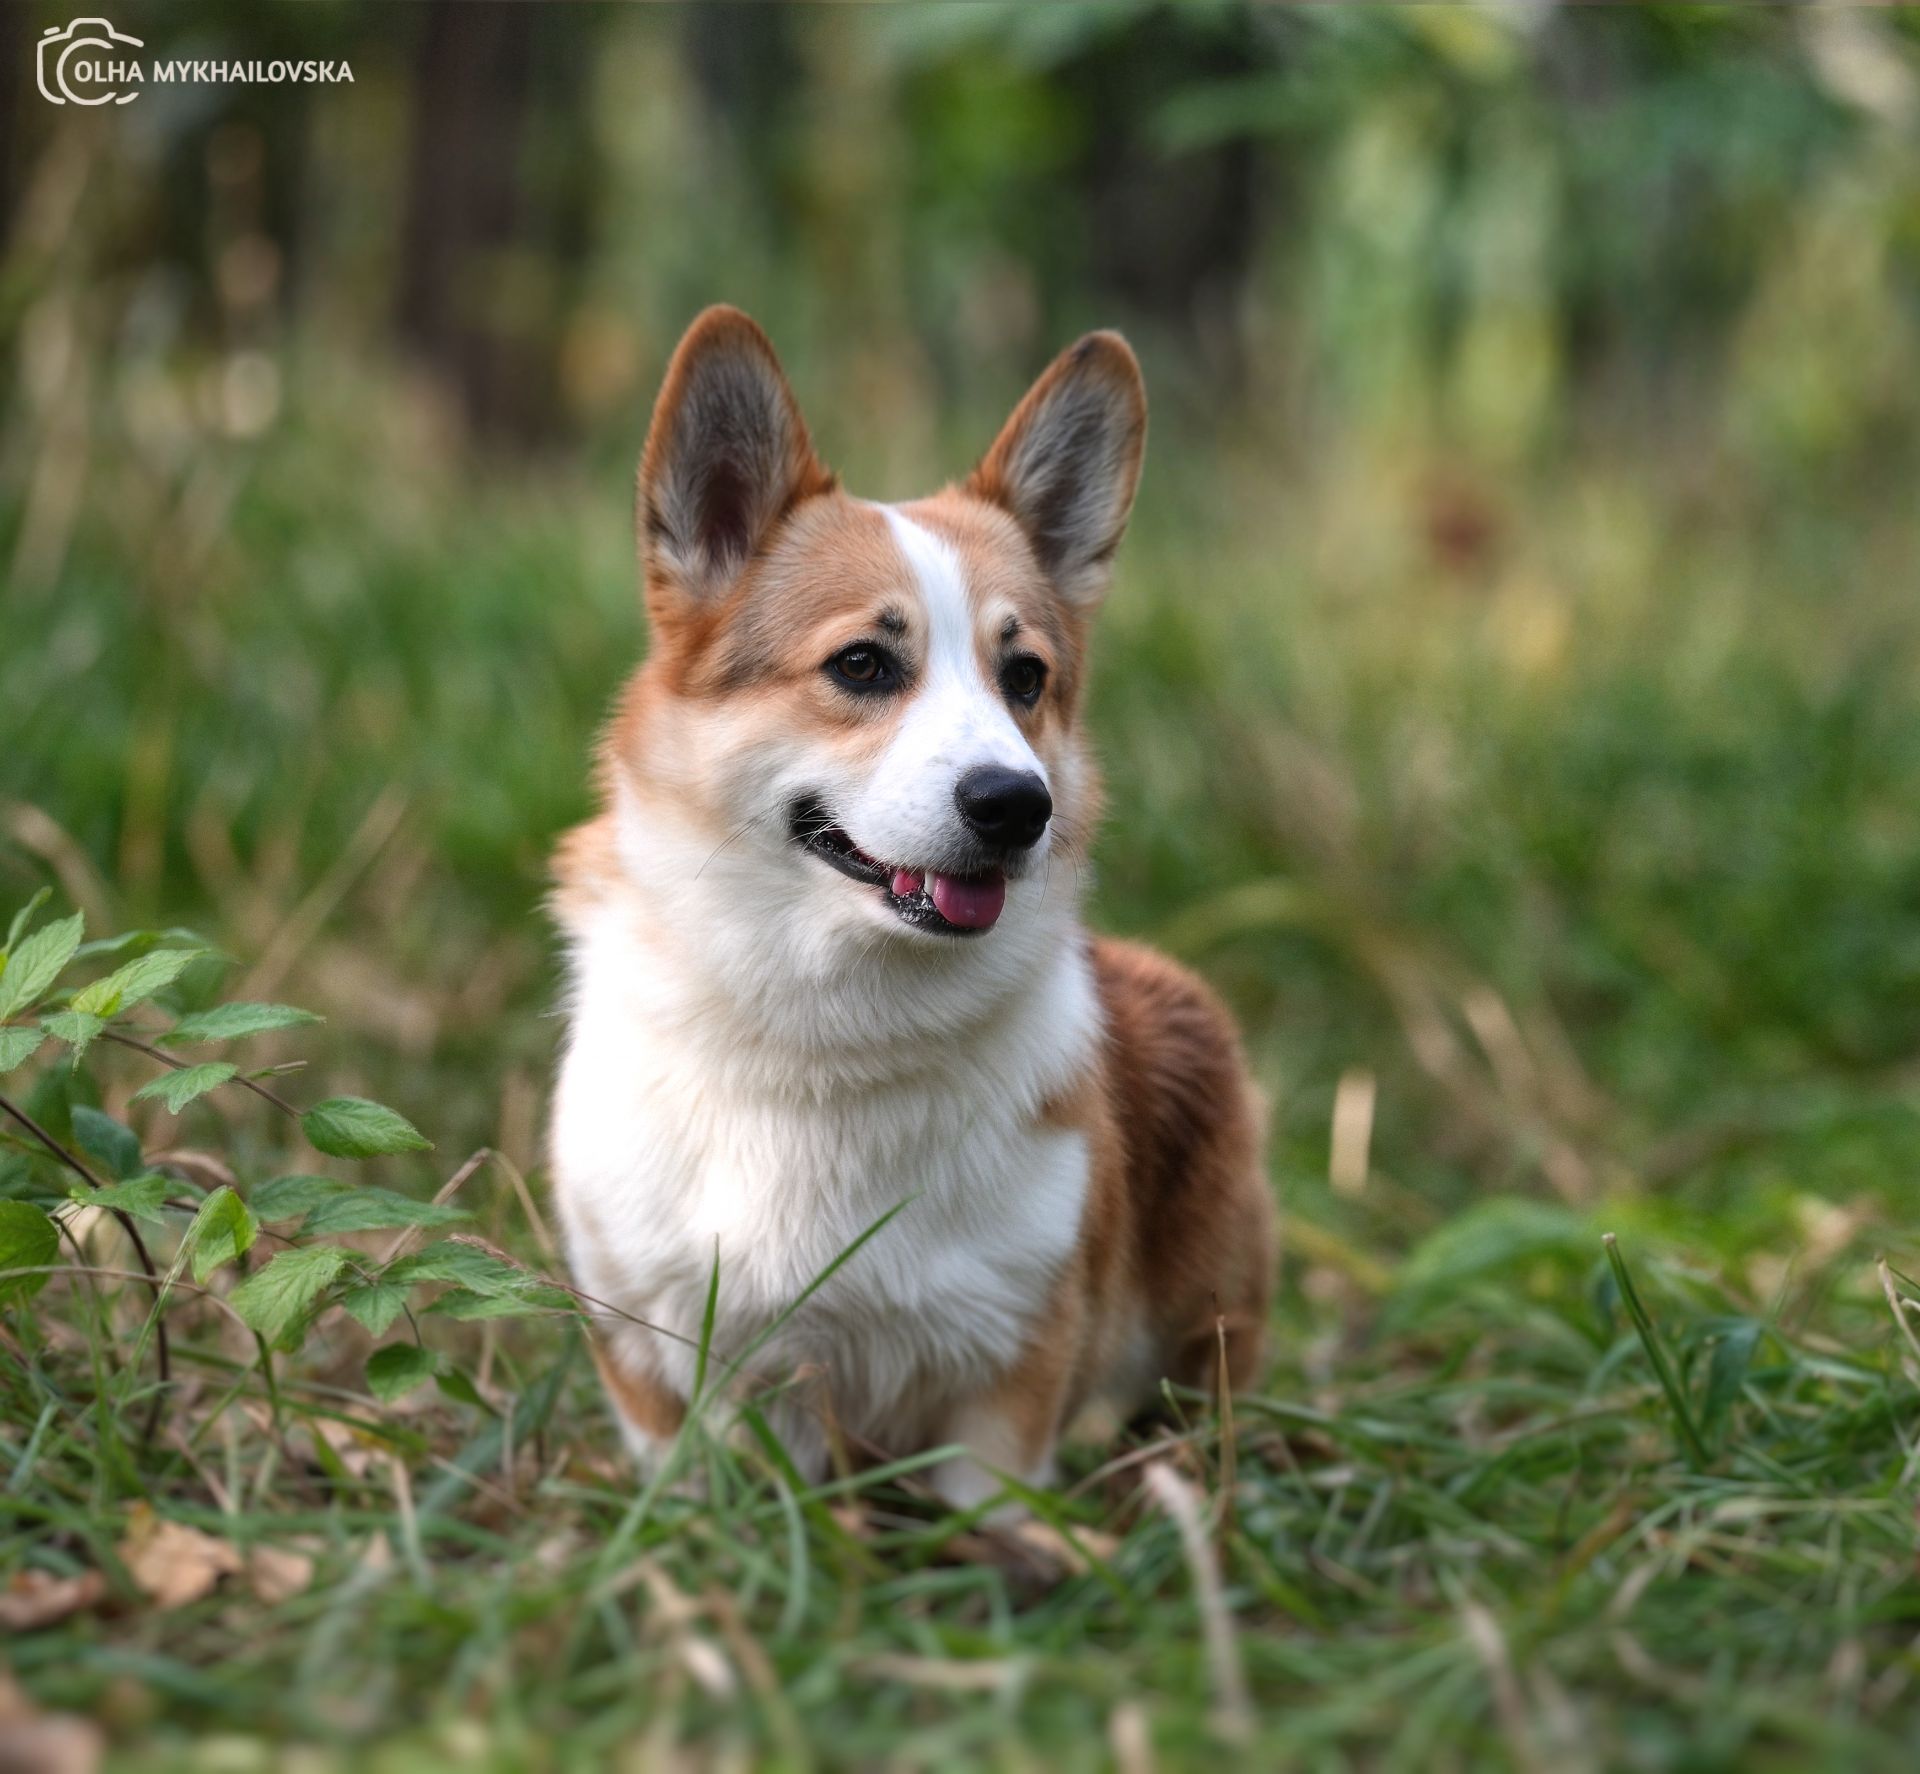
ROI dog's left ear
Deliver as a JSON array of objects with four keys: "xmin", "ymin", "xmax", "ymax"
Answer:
[{"xmin": 967, "ymin": 333, "xmax": 1146, "ymax": 608}]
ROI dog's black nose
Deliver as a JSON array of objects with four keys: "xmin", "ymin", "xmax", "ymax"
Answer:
[{"xmin": 955, "ymin": 766, "xmax": 1052, "ymax": 851}]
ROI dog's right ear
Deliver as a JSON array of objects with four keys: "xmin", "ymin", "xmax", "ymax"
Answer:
[{"xmin": 637, "ymin": 307, "xmax": 833, "ymax": 612}]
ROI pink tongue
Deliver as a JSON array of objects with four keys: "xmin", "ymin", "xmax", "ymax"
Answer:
[{"xmin": 930, "ymin": 870, "xmax": 1007, "ymax": 930}]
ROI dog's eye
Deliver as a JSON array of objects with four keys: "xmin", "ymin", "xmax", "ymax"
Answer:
[
  {"xmin": 827, "ymin": 645, "xmax": 898, "ymax": 692},
  {"xmin": 1001, "ymin": 656, "xmax": 1047, "ymax": 705}
]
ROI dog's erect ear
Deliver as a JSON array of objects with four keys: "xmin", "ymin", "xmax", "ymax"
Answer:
[
  {"xmin": 637, "ymin": 307, "xmax": 833, "ymax": 605},
  {"xmin": 966, "ymin": 333, "xmax": 1146, "ymax": 608}
]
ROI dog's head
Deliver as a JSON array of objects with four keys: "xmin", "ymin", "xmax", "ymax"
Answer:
[{"xmin": 595, "ymin": 306, "xmax": 1143, "ymax": 970}]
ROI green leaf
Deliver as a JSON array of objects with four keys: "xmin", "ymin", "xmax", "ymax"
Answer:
[
  {"xmin": 339, "ymin": 1282, "xmax": 408, "ymax": 1336},
  {"xmin": 427, "ymin": 1283, "xmax": 572, "ymax": 1321},
  {"xmin": 383, "ymin": 1240, "xmax": 528, "ymax": 1296},
  {"xmin": 24, "ymin": 1066, "xmax": 73, "ymax": 1150},
  {"xmin": 434, "ymin": 1367, "xmax": 491, "ymax": 1412},
  {"xmin": 129, "ymin": 1063, "xmax": 237, "ymax": 1116},
  {"xmin": 68, "ymin": 1173, "xmax": 173, "ymax": 1226},
  {"xmin": 40, "ymin": 1010, "xmax": 105, "ymax": 1066},
  {"xmin": 0, "ymin": 1200, "xmax": 60, "ymax": 1301},
  {"xmin": 187, "ymin": 1186, "xmax": 258, "ymax": 1284},
  {"xmin": 229, "ymin": 1245, "xmax": 352, "ymax": 1346},
  {"xmin": 302, "ymin": 1096, "xmax": 431, "ymax": 1160},
  {"xmin": 124, "ymin": 1065, "xmax": 223, "ymax": 1119},
  {"xmin": 70, "ymin": 946, "xmax": 204, "ymax": 1018},
  {"xmin": 299, "ymin": 1187, "xmax": 469, "ymax": 1238},
  {"xmin": 70, "ymin": 1107, "xmax": 142, "ymax": 1181},
  {"xmin": 74, "ymin": 926, "xmax": 212, "ymax": 962},
  {"xmin": 387, "ymin": 1240, "xmax": 571, "ymax": 1320},
  {"xmin": 5, "ymin": 889, "xmax": 50, "ymax": 954},
  {"xmin": 159, "ymin": 1003, "xmax": 322, "ymax": 1046},
  {"xmin": 365, "ymin": 1342, "xmax": 438, "ymax": 1404},
  {"xmin": 0, "ymin": 1027, "xmax": 45, "ymax": 1073},
  {"xmin": 250, "ymin": 1175, "xmax": 348, "ymax": 1222},
  {"xmin": 0, "ymin": 912, "xmax": 85, "ymax": 1020}
]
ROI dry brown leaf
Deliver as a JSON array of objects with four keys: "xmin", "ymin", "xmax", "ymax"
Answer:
[
  {"xmin": 1109, "ymin": 1700, "xmax": 1154, "ymax": 1774},
  {"xmin": 0, "ymin": 1671, "xmax": 104, "ymax": 1774},
  {"xmin": 1006, "ymin": 1518, "xmax": 1120, "ymax": 1575},
  {"xmin": 562, "ymin": 1447, "xmax": 626, "ymax": 1486},
  {"xmin": 0, "ymin": 1570, "xmax": 106, "ymax": 1633},
  {"xmin": 0, "ymin": 1714, "xmax": 104, "ymax": 1774},
  {"xmin": 355, "ymin": 1530, "xmax": 394, "ymax": 1577},
  {"xmin": 943, "ymin": 1515, "xmax": 1122, "ymax": 1585},
  {"xmin": 117, "ymin": 1505, "xmax": 241, "ymax": 1611},
  {"xmin": 828, "ymin": 1500, "xmax": 872, "ymax": 1539},
  {"xmin": 857, "ymin": 1653, "xmax": 1020, "ymax": 1693},
  {"xmin": 677, "ymin": 1637, "xmax": 737, "ymax": 1700},
  {"xmin": 245, "ymin": 1543, "xmax": 315, "ymax": 1606},
  {"xmin": 308, "ymin": 1413, "xmax": 380, "ymax": 1480},
  {"xmin": 531, "ymin": 1530, "xmax": 580, "ymax": 1576}
]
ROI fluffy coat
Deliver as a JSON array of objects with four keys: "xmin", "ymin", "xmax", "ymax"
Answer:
[{"xmin": 549, "ymin": 308, "xmax": 1274, "ymax": 1506}]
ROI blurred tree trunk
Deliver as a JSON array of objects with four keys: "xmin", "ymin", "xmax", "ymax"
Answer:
[
  {"xmin": 396, "ymin": 0, "xmax": 541, "ymax": 437},
  {"xmin": 684, "ymin": 2, "xmax": 800, "ymax": 234},
  {"xmin": 0, "ymin": 2, "xmax": 27, "ymax": 218},
  {"xmin": 1069, "ymin": 11, "xmax": 1264, "ymax": 369}
]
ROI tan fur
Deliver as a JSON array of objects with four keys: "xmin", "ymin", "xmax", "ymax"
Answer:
[
  {"xmin": 908, "ymin": 937, "xmax": 1273, "ymax": 1495},
  {"xmin": 995, "ymin": 938, "xmax": 1272, "ymax": 1448},
  {"xmin": 1086, "ymin": 939, "xmax": 1273, "ymax": 1390},
  {"xmin": 593, "ymin": 1340, "xmax": 686, "ymax": 1442}
]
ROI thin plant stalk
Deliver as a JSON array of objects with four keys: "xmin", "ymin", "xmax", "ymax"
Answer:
[{"xmin": 1603, "ymin": 1232, "xmax": 1710, "ymax": 1470}]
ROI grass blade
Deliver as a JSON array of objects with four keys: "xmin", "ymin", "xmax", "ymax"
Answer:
[
  {"xmin": 1603, "ymin": 1233, "xmax": 1710, "ymax": 1470},
  {"xmin": 691, "ymin": 1240, "xmax": 721, "ymax": 1405}
]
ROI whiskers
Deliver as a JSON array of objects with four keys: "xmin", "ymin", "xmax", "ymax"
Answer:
[
  {"xmin": 1025, "ymin": 838, "xmax": 1083, "ymax": 930},
  {"xmin": 695, "ymin": 814, "xmax": 764, "ymax": 881}
]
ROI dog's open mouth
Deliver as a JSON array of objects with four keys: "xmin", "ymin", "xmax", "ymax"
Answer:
[{"xmin": 789, "ymin": 797, "xmax": 1006, "ymax": 935}]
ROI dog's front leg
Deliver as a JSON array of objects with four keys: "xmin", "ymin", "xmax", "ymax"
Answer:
[
  {"xmin": 927, "ymin": 1338, "xmax": 1074, "ymax": 1521},
  {"xmin": 595, "ymin": 1335, "xmax": 847, "ymax": 1490},
  {"xmin": 591, "ymin": 1337, "xmax": 687, "ymax": 1472}
]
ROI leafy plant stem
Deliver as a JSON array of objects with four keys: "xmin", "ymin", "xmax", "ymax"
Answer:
[
  {"xmin": 1, "ymin": 1090, "xmax": 171, "ymax": 1443},
  {"xmin": 101, "ymin": 1027, "xmax": 302, "ymax": 1119},
  {"xmin": 257, "ymin": 1333, "xmax": 285, "ymax": 1446}
]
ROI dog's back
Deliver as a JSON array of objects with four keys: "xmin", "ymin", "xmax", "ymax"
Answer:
[{"xmin": 1090, "ymin": 938, "xmax": 1274, "ymax": 1394}]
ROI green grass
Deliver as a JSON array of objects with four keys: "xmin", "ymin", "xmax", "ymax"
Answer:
[{"xmin": 4, "ymin": 349, "xmax": 1920, "ymax": 1770}]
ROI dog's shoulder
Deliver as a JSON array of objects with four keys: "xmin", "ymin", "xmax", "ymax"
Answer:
[{"xmin": 1092, "ymin": 936, "xmax": 1248, "ymax": 1093}]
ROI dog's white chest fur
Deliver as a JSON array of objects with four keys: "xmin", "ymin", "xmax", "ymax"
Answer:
[{"xmin": 551, "ymin": 890, "xmax": 1102, "ymax": 1463}]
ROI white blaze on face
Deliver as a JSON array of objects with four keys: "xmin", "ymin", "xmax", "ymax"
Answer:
[{"xmin": 846, "ymin": 506, "xmax": 1048, "ymax": 871}]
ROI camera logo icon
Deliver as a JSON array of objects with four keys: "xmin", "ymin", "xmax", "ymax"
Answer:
[{"xmin": 37, "ymin": 18, "xmax": 145, "ymax": 106}]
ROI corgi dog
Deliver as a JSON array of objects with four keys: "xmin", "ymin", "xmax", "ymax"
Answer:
[{"xmin": 549, "ymin": 307, "xmax": 1274, "ymax": 1509}]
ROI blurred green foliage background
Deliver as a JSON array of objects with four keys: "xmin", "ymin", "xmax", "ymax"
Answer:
[{"xmin": 3, "ymin": 0, "xmax": 1920, "ymax": 1274}]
